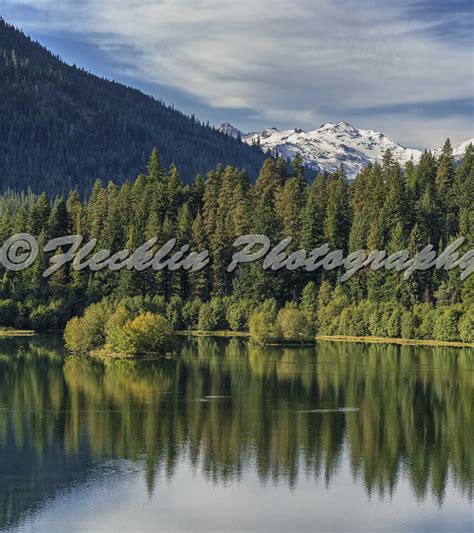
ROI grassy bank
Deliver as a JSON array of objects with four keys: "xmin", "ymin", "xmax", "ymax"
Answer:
[
  {"xmin": 180, "ymin": 330, "xmax": 473, "ymax": 348},
  {"xmin": 316, "ymin": 335, "xmax": 474, "ymax": 349},
  {"xmin": 0, "ymin": 328, "xmax": 35, "ymax": 337}
]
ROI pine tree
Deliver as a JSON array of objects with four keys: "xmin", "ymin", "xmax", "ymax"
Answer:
[
  {"xmin": 202, "ymin": 166, "xmax": 222, "ymax": 237},
  {"xmin": 29, "ymin": 192, "xmax": 50, "ymax": 235},
  {"xmin": 47, "ymin": 199, "xmax": 69, "ymax": 239},
  {"xmin": 382, "ymin": 162, "xmax": 406, "ymax": 235},
  {"xmin": 253, "ymin": 158, "xmax": 282, "ymax": 239},
  {"xmin": 174, "ymin": 202, "xmax": 193, "ymax": 298},
  {"xmin": 190, "ymin": 174, "xmax": 205, "ymax": 213},
  {"xmin": 66, "ymin": 191, "xmax": 84, "ymax": 235},
  {"xmin": 147, "ymin": 147, "xmax": 165, "ymax": 182},
  {"xmin": 166, "ymin": 164, "xmax": 183, "ymax": 222},
  {"xmin": 436, "ymin": 139, "xmax": 456, "ymax": 242},
  {"xmin": 276, "ymin": 158, "xmax": 307, "ymax": 245},
  {"xmin": 190, "ymin": 210, "xmax": 209, "ymax": 300},
  {"xmin": 301, "ymin": 281, "xmax": 318, "ymax": 322},
  {"xmin": 300, "ymin": 173, "xmax": 326, "ymax": 250},
  {"xmin": 324, "ymin": 169, "xmax": 351, "ymax": 252},
  {"xmin": 291, "ymin": 153, "xmax": 306, "ymax": 186},
  {"xmin": 87, "ymin": 180, "xmax": 108, "ymax": 240}
]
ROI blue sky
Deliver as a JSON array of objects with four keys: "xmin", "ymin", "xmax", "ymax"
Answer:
[{"xmin": 1, "ymin": 0, "xmax": 472, "ymax": 148}]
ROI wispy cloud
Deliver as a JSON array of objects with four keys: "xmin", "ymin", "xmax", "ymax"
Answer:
[{"xmin": 1, "ymin": 0, "xmax": 473, "ymax": 147}]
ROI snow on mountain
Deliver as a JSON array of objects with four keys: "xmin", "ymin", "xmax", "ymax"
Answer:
[
  {"xmin": 218, "ymin": 122, "xmax": 244, "ymax": 139},
  {"xmin": 433, "ymin": 138, "xmax": 474, "ymax": 160},
  {"xmin": 218, "ymin": 121, "xmax": 473, "ymax": 179}
]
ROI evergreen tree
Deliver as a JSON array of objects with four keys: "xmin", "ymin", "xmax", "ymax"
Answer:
[
  {"xmin": 436, "ymin": 139, "xmax": 456, "ymax": 242},
  {"xmin": 324, "ymin": 169, "xmax": 351, "ymax": 252},
  {"xmin": 190, "ymin": 211, "xmax": 209, "ymax": 300},
  {"xmin": 29, "ymin": 192, "xmax": 50, "ymax": 235}
]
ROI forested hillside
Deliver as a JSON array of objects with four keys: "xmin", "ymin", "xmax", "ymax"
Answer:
[
  {"xmin": 0, "ymin": 140, "xmax": 472, "ymax": 342},
  {"xmin": 0, "ymin": 18, "xmax": 265, "ymax": 195}
]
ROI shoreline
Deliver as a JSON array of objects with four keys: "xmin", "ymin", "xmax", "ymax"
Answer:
[
  {"xmin": 177, "ymin": 330, "xmax": 249, "ymax": 338},
  {"xmin": 315, "ymin": 335, "xmax": 474, "ymax": 348},
  {"xmin": 5, "ymin": 329, "xmax": 471, "ymax": 350},
  {"xmin": 0, "ymin": 329, "xmax": 36, "ymax": 337},
  {"xmin": 178, "ymin": 330, "xmax": 473, "ymax": 349}
]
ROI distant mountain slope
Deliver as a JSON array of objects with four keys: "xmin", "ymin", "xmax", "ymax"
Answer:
[
  {"xmin": 219, "ymin": 121, "xmax": 473, "ymax": 178},
  {"xmin": 0, "ymin": 18, "xmax": 265, "ymax": 195},
  {"xmin": 432, "ymin": 138, "xmax": 474, "ymax": 159}
]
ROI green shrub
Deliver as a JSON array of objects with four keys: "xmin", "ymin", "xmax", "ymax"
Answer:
[
  {"xmin": 226, "ymin": 298, "xmax": 254, "ymax": 331},
  {"xmin": 0, "ymin": 299, "xmax": 18, "ymax": 327},
  {"xmin": 28, "ymin": 304, "xmax": 50, "ymax": 331},
  {"xmin": 166, "ymin": 295, "xmax": 183, "ymax": 329},
  {"xmin": 117, "ymin": 312, "xmax": 173, "ymax": 354},
  {"xmin": 259, "ymin": 298, "xmax": 278, "ymax": 320},
  {"xmin": 416, "ymin": 304, "xmax": 436, "ymax": 339},
  {"xmin": 105, "ymin": 306, "xmax": 132, "ymax": 353},
  {"xmin": 248, "ymin": 311, "xmax": 281, "ymax": 344},
  {"xmin": 320, "ymin": 285, "xmax": 349, "ymax": 335},
  {"xmin": 151, "ymin": 296, "xmax": 167, "ymax": 314},
  {"xmin": 458, "ymin": 309, "xmax": 474, "ymax": 343},
  {"xmin": 64, "ymin": 317, "xmax": 85, "ymax": 351},
  {"xmin": 64, "ymin": 300, "xmax": 111, "ymax": 352},
  {"xmin": 339, "ymin": 304, "xmax": 368, "ymax": 336},
  {"xmin": 197, "ymin": 298, "xmax": 226, "ymax": 331},
  {"xmin": 386, "ymin": 308, "xmax": 402, "ymax": 338},
  {"xmin": 277, "ymin": 305, "xmax": 315, "ymax": 342},
  {"xmin": 119, "ymin": 295, "xmax": 149, "ymax": 314},
  {"xmin": 460, "ymin": 275, "xmax": 474, "ymax": 306},
  {"xmin": 433, "ymin": 307, "xmax": 462, "ymax": 341},
  {"xmin": 401, "ymin": 310, "xmax": 414, "ymax": 339},
  {"xmin": 300, "ymin": 282, "xmax": 318, "ymax": 322},
  {"xmin": 360, "ymin": 300, "xmax": 378, "ymax": 335},
  {"xmin": 182, "ymin": 299, "xmax": 202, "ymax": 329},
  {"xmin": 29, "ymin": 299, "xmax": 68, "ymax": 330},
  {"xmin": 13, "ymin": 303, "xmax": 29, "ymax": 329}
]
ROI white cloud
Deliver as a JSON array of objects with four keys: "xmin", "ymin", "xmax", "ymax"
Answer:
[{"xmin": 4, "ymin": 0, "xmax": 474, "ymax": 147}]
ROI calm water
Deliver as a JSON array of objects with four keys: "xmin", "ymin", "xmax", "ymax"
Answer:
[{"xmin": 0, "ymin": 336, "xmax": 472, "ymax": 532}]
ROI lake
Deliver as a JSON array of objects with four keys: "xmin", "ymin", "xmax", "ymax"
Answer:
[{"xmin": 0, "ymin": 335, "xmax": 472, "ymax": 532}]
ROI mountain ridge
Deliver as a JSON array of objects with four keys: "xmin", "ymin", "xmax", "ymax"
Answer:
[
  {"xmin": 219, "ymin": 121, "xmax": 473, "ymax": 178},
  {"xmin": 0, "ymin": 19, "xmax": 266, "ymax": 195}
]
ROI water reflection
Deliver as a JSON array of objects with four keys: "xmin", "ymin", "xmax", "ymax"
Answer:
[{"xmin": 0, "ymin": 336, "xmax": 472, "ymax": 531}]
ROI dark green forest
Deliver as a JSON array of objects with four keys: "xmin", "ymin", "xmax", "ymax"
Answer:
[
  {"xmin": 0, "ymin": 138, "xmax": 472, "ymax": 343},
  {"xmin": 0, "ymin": 18, "xmax": 265, "ymax": 196}
]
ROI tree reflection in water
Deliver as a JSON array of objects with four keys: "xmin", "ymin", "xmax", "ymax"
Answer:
[{"xmin": 0, "ymin": 336, "xmax": 472, "ymax": 529}]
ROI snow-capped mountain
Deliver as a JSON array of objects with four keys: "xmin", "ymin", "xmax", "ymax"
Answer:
[
  {"xmin": 218, "ymin": 121, "xmax": 473, "ymax": 179},
  {"xmin": 433, "ymin": 138, "xmax": 474, "ymax": 160},
  {"xmin": 218, "ymin": 122, "xmax": 244, "ymax": 139}
]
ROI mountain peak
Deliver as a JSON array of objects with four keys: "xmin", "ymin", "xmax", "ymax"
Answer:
[
  {"xmin": 233, "ymin": 121, "xmax": 471, "ymax": 179},
  {"xmin": 218, "ymin": 123, "xmax": 243, "ymax": 139},
  {"xmin": 319, "ymin": 121, "xmax": 355, "ymax": 129}
]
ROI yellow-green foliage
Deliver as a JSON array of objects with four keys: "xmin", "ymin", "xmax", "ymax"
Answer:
[
  {"xmin": 107, "ymin": 312, "xmax": 173, "ymax": 355},
  {"xmin": 65, "ymin": 302, "xmax": 173, "ymax": 355},
  {"xmin": 104, "ymin": 307, "xmax": 133, "ymax": 353},
  {"xmin": 458, "ymin": 309, "xmax": 474, "ymax": 343},
  {"xmin": 433, "ymin": 307, "xmax": 463, "ymax": 342},
  {"xmin": 64, "ymin": 300, "xmax": 112, "ymax": 352},
  {"xmin": 64, "ymin": 317, "xmax": 84, "ymax": 351},
  {"xmin": 248, "ymin": 311, "xmax": 281, "ymax": 345},
  {"xmin": 277, "ymin": 306, "xmax": 315, "ymax": 342},
  {"xmin": 249, "ymin": 304, "xmax": 314, "ymax": 344}
]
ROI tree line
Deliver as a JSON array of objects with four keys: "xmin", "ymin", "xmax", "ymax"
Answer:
[{"xmin": 0, "ymin": 140, "xmax": 473, "ymax": 342}]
